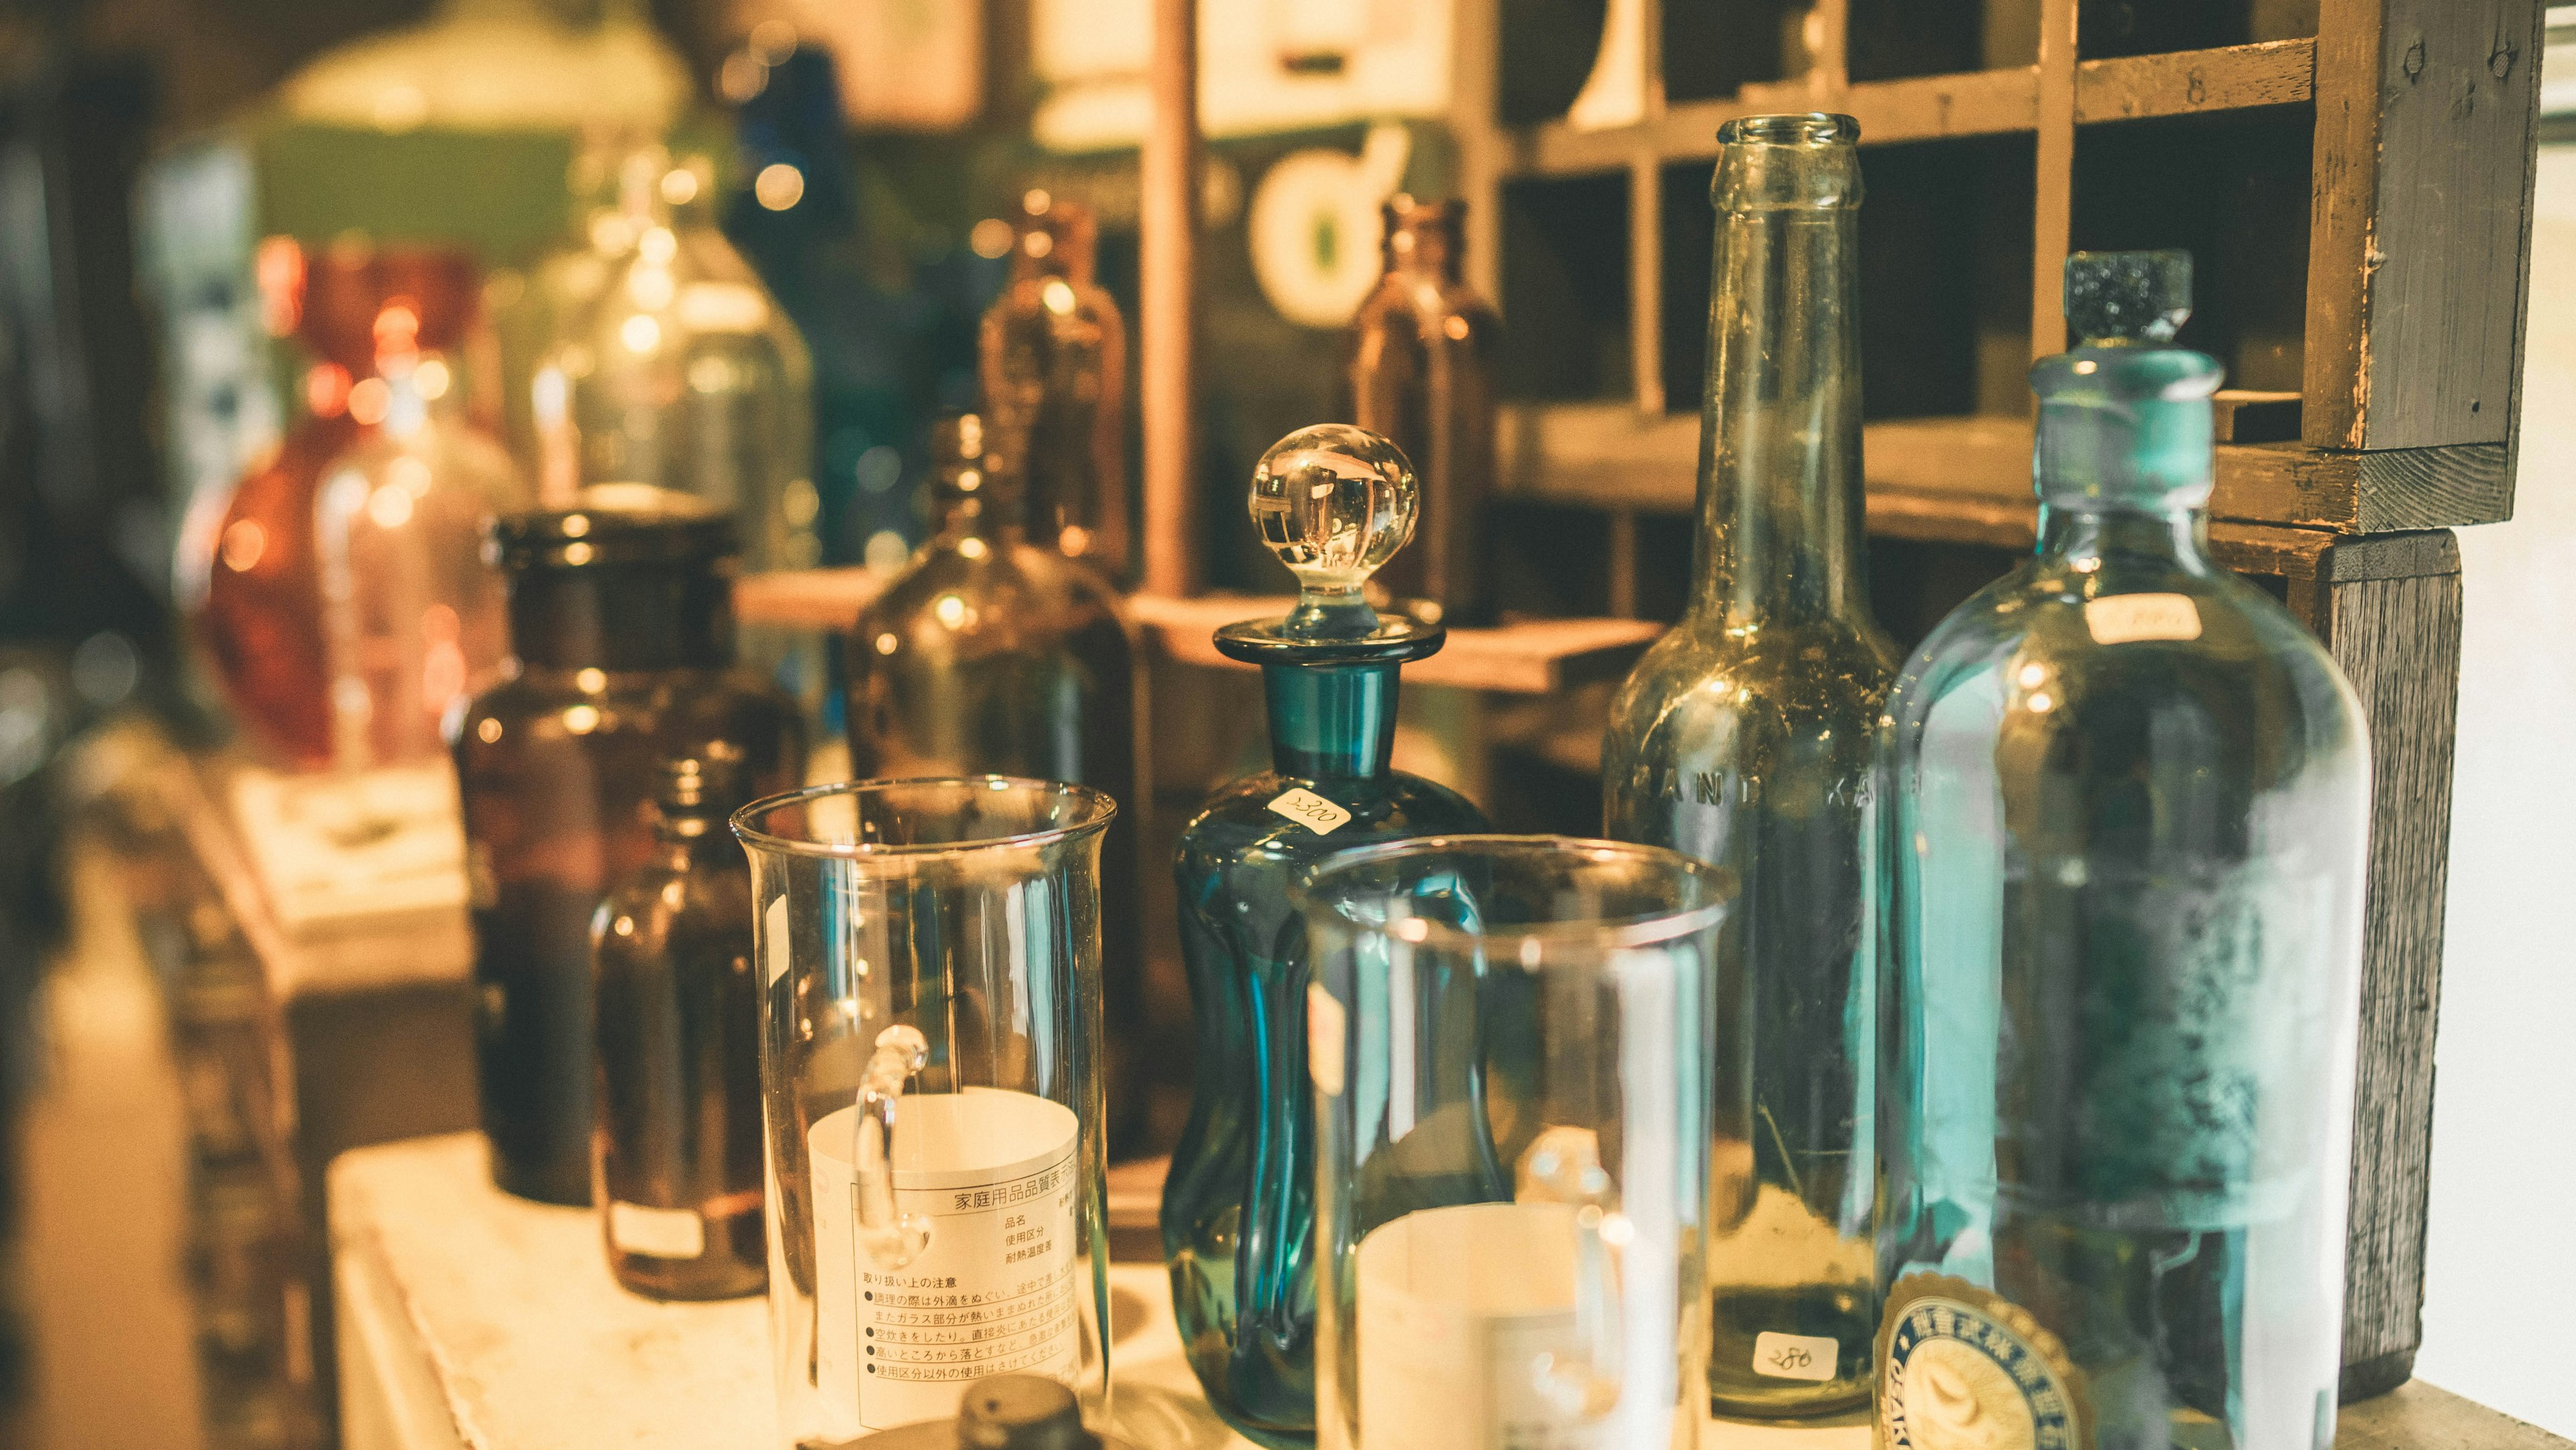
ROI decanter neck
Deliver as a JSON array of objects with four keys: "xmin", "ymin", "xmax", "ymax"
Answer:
[
  {"xmin": 1262, "ymin": 662, "xmax": 1399, "ymax": 780},
  {"xmin": 1687, "ymin": 115, "xmax": 1870, "ymax": 627},
  {"xmin": 2036, "ymin": 503, "xmax": 2213, "ymax": 571}
]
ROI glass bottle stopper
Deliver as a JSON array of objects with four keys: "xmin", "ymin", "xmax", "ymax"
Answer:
[
  {"xmin": 1248, "ymin": 423, "xmax": 1419, "ymax": 641},
  {"xmin": 2065, "ymin": 250, "xmax": 2192, "ymax": 347}
]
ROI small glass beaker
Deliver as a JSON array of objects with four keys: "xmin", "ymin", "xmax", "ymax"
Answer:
[
  {"xmin": 1297, "ymin": 836, "xmax": 1739, "ymax": 1450},
  {"xmin": 735, "ymin": 778, "xmax": 1115, "ymax": 1449}
]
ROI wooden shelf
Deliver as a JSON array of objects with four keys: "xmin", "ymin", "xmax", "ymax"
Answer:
[
  {"xmin": 727, "ymin": 570, "xmax": 1661, "ymax": 695},
  {"xmin": 1510, "ymin": 40, "xmax": 2316, "ymax": 177},
  {"xmin": 1130, "ymin": 593, "xmax": 1662, "ymax": 694},
  {"xmin": 1495, "ymin": 402, "xmax": 2512, "ymax": 550}
]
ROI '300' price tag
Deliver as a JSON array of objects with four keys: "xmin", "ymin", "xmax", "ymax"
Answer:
[{"xmin": 1267, "ymin": 787, "xmax": 1352, "ymax": 835}]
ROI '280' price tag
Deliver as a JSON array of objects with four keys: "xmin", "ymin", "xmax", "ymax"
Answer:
[{"xmin": 1267, "ymin": 787, "xmax": 1352, "ymax": 835}]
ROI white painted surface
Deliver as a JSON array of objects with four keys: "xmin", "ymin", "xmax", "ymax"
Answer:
[
  {"xmin": 2416, "ymin": 144, "xmax": 2576, "ymax": 1439},
  {"xmin": 327, "ymin": 1133, "xmax": 1862, "ymax": 1449}
]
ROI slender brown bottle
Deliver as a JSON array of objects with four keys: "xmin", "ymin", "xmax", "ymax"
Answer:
[
  {"xmin": 456, "ymin": 487, "xmax": 802, "ymax": 1204},
  {"xmin": 1341, "ymin": 197, "xmax": 1497, "ymax": 625},
  {"xmin": 591, "ymin": 750, "xmax": 766, "ymax": 1300},
  {"xmin": 979, "ymin": 192, "xmax": 1128, "ymax": 574}
]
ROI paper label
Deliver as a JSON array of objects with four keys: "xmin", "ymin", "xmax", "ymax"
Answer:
[
  {"xmin": 2084, "ymin": 592, "xmax": 2202, "ymax": 644},
  {"xmin": 764, "ymin": 896, "xmax": 790, "ymax": 987},
  {"xmin": 1308, "ymin": 983, "xmax": 1346, "ymax": 1097},
  {"xmin": 1356, "ymin": 1202, "xmax": 1604, "ymax": 1450},
  {"xmin": 608, "ymin": 1201, "xmax": 706, "ymax": 1259},
  {"xmin": 809, "ymin": 1090, "xmax": 1083, "ymax": 1430},
  {"xmin": 230, "ymin": 764, "xmax": 469, "ymax": 927},
  {"xmin": 1752, "ymin": 1331, "xmax": 1839, "ymax": 1382},
  {"xmin": 1267, "ymin": 786, "xmax": 1352, "ymax": 835}
]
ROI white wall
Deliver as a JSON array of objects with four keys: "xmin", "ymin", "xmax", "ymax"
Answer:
[{"xmin": 2412, "ymin": 144, "xmax": 2576, "ymax": 1437}]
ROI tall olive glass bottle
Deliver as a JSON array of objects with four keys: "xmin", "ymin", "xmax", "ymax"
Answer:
[
  {"xmin": 1874, "ymin": 253, "xmax": 2368, "ymax": 1449},
  {"xmin": 842, "ymin": 414, "xmax": 1150, "ymax": 1155},
  {"xmin": 1599, "ymin": 113, "xmax": 1895, "ymax": 1417}
]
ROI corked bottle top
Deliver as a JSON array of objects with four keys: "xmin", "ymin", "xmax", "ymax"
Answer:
[{"xmin": 1214, "ymin": 424, "xmax": 1445, "ymax": 668}]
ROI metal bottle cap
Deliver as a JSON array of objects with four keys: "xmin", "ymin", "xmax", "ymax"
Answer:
[{"xmin": 844, "ymin": 1374, "xmax": 1134, "ymax": 1450}]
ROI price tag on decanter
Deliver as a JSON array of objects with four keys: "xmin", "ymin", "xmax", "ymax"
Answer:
[
  {"xmin": 1268, "ymin": 786, "xmax": 1353, "ymax": 835},
  {"xmin": 1752, "ymin": 1331, "xmax": 1837, "ymax": 1383},
  {"xmin": 1356, "ymin": 1202, "xmax": 1608, "ymax": 1450},
  {"xmin": 808, "ymin": 1091, "xmax": 1082, "ymax": 1431},
  {"xmin": 2084, "ymin": 592, "xmax": 2202, "ymax": 644}
]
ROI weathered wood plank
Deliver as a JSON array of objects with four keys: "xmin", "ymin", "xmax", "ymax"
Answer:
[
  {"xmin": 2304, "ymin": 0, "xmax": 2542, "ymax": 456},
  {"xmin": 2326, "ymin": 532, "xmax": 2463, "ymax": 1400},
  {"xmin": 2076, "ymin": 38, "xmax": 2318, "ymax": 123}
]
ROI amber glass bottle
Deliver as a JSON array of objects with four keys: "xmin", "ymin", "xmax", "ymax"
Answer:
[
  {"xmin": 979, "ymin": 192, "xmax": 1128, "ymax": 573},
  {"xmin": 843, "ymin": 415, "xmax": 1150, "ymax": 1155},
  {"xmin": 1341, "ymin": 197, "xmax": 1497, "ymax": 625},
  {"xmin": 591, "ymin": 750, "xmax": 766, "ymax": 1300},
  {"xmin": 199, "ymin": 246, "xmax": 484, "ymax": 766},
  {"xmin": 455, "ymin": 487, "xmax": 801, "ymax": 1204}
]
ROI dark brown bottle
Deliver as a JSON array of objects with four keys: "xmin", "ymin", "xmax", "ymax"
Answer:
[
  {"xmin": 1341, "ymin": 197, "xmax": 1497, "ymax": 625},
  {"xmin": 456, "ymin": 486, "xmax": 801, "ymax": 1205},
  {"xmin": 590, "ymin": 751, "xmax": 765, "ymax": 1300},
  {"xmin": 842, "ymin": 415, "xmax": 1152, "ymax": 1156}
]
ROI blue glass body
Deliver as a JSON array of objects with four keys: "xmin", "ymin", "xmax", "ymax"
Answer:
[
  {"xmin": 1875, "ymin": 327, "xmax": 2369, "ymax": 1447},
  {"xmin": 1165, "ymin": 655, "xmax": 1487, "ymax": 1447}
]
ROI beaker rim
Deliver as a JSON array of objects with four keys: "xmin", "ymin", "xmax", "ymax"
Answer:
[
  {"xmin": 729, "ymin": 776, "xmax": 1116, "ymax": 860},
  {"xmin": 1291, "ymin": 833, "xmax": 1735, "ymax": 952}
]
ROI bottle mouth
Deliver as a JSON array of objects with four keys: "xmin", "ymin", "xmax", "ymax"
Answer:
[{"xmin": 1716, "ymin": 113, "xmax": 1860, "ymax": 148}]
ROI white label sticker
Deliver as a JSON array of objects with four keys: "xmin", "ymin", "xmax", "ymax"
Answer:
[
  {"xmin": 1752, "ymin": 1330, "xmax": 1839, "ymax": 1382},
  {"xmin": 1356, "ymin": 1203, "xmax": 1607, "ymax": 1450},
  {"xmin": 1308, "ymin": 984, "xmax": 1347, "ymax": 1097},
  {"xmin": 608, "ymin": 1201, "xmax": 707, "ymax": 1259},
  {"xmin": 810, "ymin": 1091, "xmax": 1083, "ymax": 1431},
  {"xmin": 2085, "ymin": 592, "xmax": 2202, "ymax": 644},
  {"xmin": 1267, "ymin": 786, "xmax": 1352, "ymax": 835},
  {"xmin": 764, "ymin": 896, "xmax": 791, "ymax": 987}
]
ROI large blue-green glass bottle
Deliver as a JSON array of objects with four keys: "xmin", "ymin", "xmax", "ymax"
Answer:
[
  {"xmin": 1163, "ymin": 425, "xmax": 1490, "ymax": 1447},
  {"xmin": 1875, "ymin": 252, "xmax": 2369, "ymax": 1449}
]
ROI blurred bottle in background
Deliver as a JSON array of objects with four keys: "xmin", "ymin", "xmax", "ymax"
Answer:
[
  {"xmin": 981, "ymin": 192, "xmax": 1128, "ymax": 576},
  {"xmin": 314, "ymin": 289, "xmax": 529, "ymax": 772},
  {"xmin": 1342, "ymin": 196, "xmax": 1495, "ymax": 625},
  {"xmin": 531, "ymin": 142, "xmax": 824, "ymax": 721},
  {"xmin": 199, "ymin": 246, "xmax": 492, "ymax": 770},
  {"xmin": 843, "ymin": 415, "xmax": 1151, "ymax": 1156}
]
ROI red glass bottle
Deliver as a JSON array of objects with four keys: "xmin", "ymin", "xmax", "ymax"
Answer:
[{"xmin": 197, "ymin": 246, "xmax": 487, "ymax": 766}]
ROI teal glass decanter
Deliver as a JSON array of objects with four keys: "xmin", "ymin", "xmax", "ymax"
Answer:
[
  {"xmin": 1875, "ymin": 252, "xmax": 2370, "ymax": 1449},
  {"xmin": 1599, "ymin": 113, "xmax": 1896, "ymax": 1417},
  {"xmin": 1163, "ymin": 425, "xmax": 1491, "ymax": 1447}
]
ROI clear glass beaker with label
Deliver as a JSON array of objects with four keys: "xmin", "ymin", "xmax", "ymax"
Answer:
[
  {"xmin": 735, "ymin": 778, "xmax": 1114, "ymax": 1449},
  {"xmin": 1297, "ymin": 836, "xmax": 1740, "ymax": 1450}
]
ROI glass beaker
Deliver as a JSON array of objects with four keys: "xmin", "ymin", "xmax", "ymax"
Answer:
[
  {"xmin": 735, "ymin": 778, "xmax": 1115, "ymax": 1449},
  {"xmin": 1297, "ymin": 836, "xmax": 1739, "ymax": 1450}
]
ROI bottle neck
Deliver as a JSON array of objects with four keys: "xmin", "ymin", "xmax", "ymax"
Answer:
[
  {"xmin": 1688, "ymin": 198, "xmax": 1868, "ymax": 625},
  {"xmin": 655, "ymin": 810, "xmax": 741, "ymax": 853},
  {"xmin": 2035, "ymin": 503, "xmax": 2212, "ymax": 571},
  {"xmin": 506, "ymin": 562, "xmax": 737, "ymax": 671},
  {"xmin": 1263, "ymin": 662, "xmax": 1399, "ymax": 780}
]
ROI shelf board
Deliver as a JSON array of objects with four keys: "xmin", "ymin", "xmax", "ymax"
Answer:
[
  {"xmin": 1507, "ymin": 39, "xmax": 2316, "ymax": 177},
  {"xmin": 729, "ymin": 568, "xmax": 1659, "ymax": 695},
  {"xmin": 1130, "ymin": 592, "xmax": 1662, "ymax": 694},
  {"xmin": 1497, "ymin": 402, "xmax": 2510, "ymax": 548}
]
